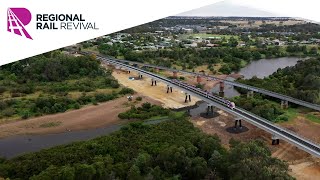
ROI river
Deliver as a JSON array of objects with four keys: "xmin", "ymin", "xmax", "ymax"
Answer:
[
  {"xmin": 211, "ymin": 57, "xmax": 302, "ymax": 98},
  {"xmin": 0, "ymin": 119, "xmax": 168, "ymax": 159},
  {"xmin": 0, "ymin": 57, "xmax": 301, "ymax": 159}
]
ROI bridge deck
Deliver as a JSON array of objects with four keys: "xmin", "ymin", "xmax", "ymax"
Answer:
[
  {"xmin": 103, "ymin": 55, "xmax": 320, "ymax": 112},
  {"xmin": 99, "ymin": 56, "xmax": 320, "ymax": 158}
]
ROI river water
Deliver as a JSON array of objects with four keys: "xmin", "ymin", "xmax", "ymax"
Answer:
[
  {"xmin": 238, "ymin": 57, "xmax": 301, "ymax": 79},
  {"xmin": 0, "ymin": 57, "xmax": 301, "ymax": 159},
  {"xmin": 211, "ymin": 57, "xmax": 301, "ymax": 98},
  {"xmin": 0, "ymin": 119, "xmax": 168, "ymax": 159}
]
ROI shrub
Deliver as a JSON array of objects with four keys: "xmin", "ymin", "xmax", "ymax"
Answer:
[
  {"xmin": 0, "ymin": 86, "xmax": 6, "ymax": 94},
  {"xmin": 2, "ymin": 108, "xmax": 15, "ymax": 117},
  {"xmin": 119, "ymin": 87, "xmax": 134, "ymax": 95},
  {"xmin": 21, "ymin": 111, "xmax": 31, "ymax": 119},
  {"xmin": 0, "ymin": 101, "xmax": 8, "ymax": 110},
  {"xmin": 136, "ymin": 97, "xmax": 142, "ymax": 101},
  {"xmin": 276, "ymin": 115, "xmax": 289, "ymax": 122},
  {"xmin": 11, "ymin": 92, "xmax": 21, "ymax": 98},
  {"xmin": 73, "ymin": 103, "xmax": 80, "ymax": 109}
]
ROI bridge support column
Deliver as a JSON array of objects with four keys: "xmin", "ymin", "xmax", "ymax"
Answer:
[
  {"xmin": 151, "ymin": 79, "xmax": 157, "ymax": 86},
  {"xmin": 247, "ymin": 90, "xmax": 254, "ymax": 98},
  {"xmin": 271, "ymin": 135, "xmax": 280, "ymax": 145},
  {"xmin": 173, "ymin": 71, "xmax": 178, "ymax": 78},
  {"xmin": 219, "ymin": 81, "xmax": 224, "ymax": 97},
  {"xmin": 206, "ymin": 104, "xmax": 214, "ymax": 116},
  {"xmin": 196, "ymin": 76, "xmax": 202, "ymax": 84},
  {"xmin": 138, "ymin": 73, "xmax": 143, "ymax": 79},
  {"xmin": 166, "ymin": 85, "xmax": 173, "ymax": 93},
  {"xmin": 234, "ymin": 117, "xmax": 242, "ymax": 129},
  {"xmin": 185, "ymin": 93, "xmax": 191, "ymax": 103},
  {"xmin": 281, "ymin": 100, "xmax": 289, "ymax": 109}
]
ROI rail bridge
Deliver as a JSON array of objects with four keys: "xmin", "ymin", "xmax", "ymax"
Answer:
[
  {"xmin": 91, "ymin": 53, "xmax": 319, "ymax": 112},
  {"xmin": 93, "ymin": 54, "xmax": 320, "ymax": 158}
]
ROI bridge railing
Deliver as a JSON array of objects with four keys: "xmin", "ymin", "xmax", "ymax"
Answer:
[
  {"xmin": 104, "ymin": 56, "xmax": 320, "ymax": 156},
  {"xmin": 81, "ymin": 51, "xmax": 320, "ymax": 111}
]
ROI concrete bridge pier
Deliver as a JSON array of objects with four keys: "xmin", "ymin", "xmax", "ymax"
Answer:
[
  {"xmin": 196, "ymin": 76, "xmax": 202, "ymax": 84},
  {"xmin": 234, "ymin": 117, "xmax": 242, "ymax": 129},
  {"xmin": 281, "ymin": 100, "xmax": 289, "ymax": 109},
  {"xmin": 138, "ymin": 73, "xmax": 143, "ymax": 79},
  {"xmin": 185, "ymin": 93, "xmax": 191, "ymax": 103},
  {"xmin": 166, "ymin": 85, "xmax": 173, "ymax": 93},
  {"xmin": 173, "ymin": 71, "xmax": 178, "ymax": 78},
  {"xmin": 125, "ymin": 69, "xmax": 130, "ymax": 74},
  {"xmin": 151, "ymin": 79, "xmax": 157, "ymax": 86},
  {"xmin": 219, "ymin": 81, "xmax": 225, "ymax": 97},
  {"xmin": 272, "ymin": 135, "xmax": 280, "ymax": 145},
  {"xmin": 247, "ymin": 90, "xmax": 254, "ymax": 98},
  {"xmin": 206, "ymin": 104, "xmax": 214, "ymax": 116}
]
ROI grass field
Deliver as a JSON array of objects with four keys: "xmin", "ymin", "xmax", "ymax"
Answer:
[
  {"xmin": 306, "ymin": 114, "xmax": 320, "ymax": 124},
  {"xmin": 278, "ymin": 107, "xmax": 320, "ymax": 124}
]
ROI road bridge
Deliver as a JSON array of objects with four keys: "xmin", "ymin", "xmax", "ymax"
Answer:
[{"xmin": 96, "ymin": 55, "xmax": 320, "ymax": 158}]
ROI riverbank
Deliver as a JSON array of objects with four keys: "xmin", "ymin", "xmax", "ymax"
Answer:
[{"xmin": 0, "ymin": 94, "xmax": 161, "ymax": 139}]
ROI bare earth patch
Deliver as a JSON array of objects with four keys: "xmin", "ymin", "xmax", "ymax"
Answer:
[
  {"xmin": 191, "ymin": 111, "xmax": 320, "ymax": 179},
  {"xmin": 112, "ymin": 70, "xmax": 200, "ymax": 109},
  {"xmin": 0, "ymin": 94, "xmax": 160, "ymax": 139}
]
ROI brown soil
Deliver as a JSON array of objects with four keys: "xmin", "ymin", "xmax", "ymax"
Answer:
[
  {"xmin": 191, "ymin": 111, "xmax": 320, "ymax": 179},
  {"xmin": 280, "ymin": 116, "xmax": 320, "ymax": 143},
  {"xmin": 0, "ymin": 95, "xmax": 160, "ymax": 139},
  {"xmin": 112, "ymin": 70, "xmax": 200, "ymax": 109},
  {"xmin": 191, "ymin": 110, "xmax": 270, "ymax": 147}
]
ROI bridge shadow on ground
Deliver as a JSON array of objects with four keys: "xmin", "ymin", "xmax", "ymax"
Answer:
[
  {"xmin": 226, "ymin": 126, "xmax": 249, "ymax": 134},
  {"xmin": 199, "ymin": 112, "xmax": 220, "ymax": 119}
]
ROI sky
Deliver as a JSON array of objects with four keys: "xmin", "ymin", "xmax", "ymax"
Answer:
[{"xmin": 177, "ymin": 0, "xmax": 279, "ymax": 17}]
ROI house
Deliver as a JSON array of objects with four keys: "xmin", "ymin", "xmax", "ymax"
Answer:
[
  {"xmin": 206, "ymin": 43, "xmax": 219, "ymax": 47},
  {"xmin": 184, "ymin": 42, "xmax": 198, "ymax": 48}
]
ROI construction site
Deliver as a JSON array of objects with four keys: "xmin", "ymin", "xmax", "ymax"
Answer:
[{"xmin": 111, "ymin": 66, "xmax": 320, "ymax": 180}]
